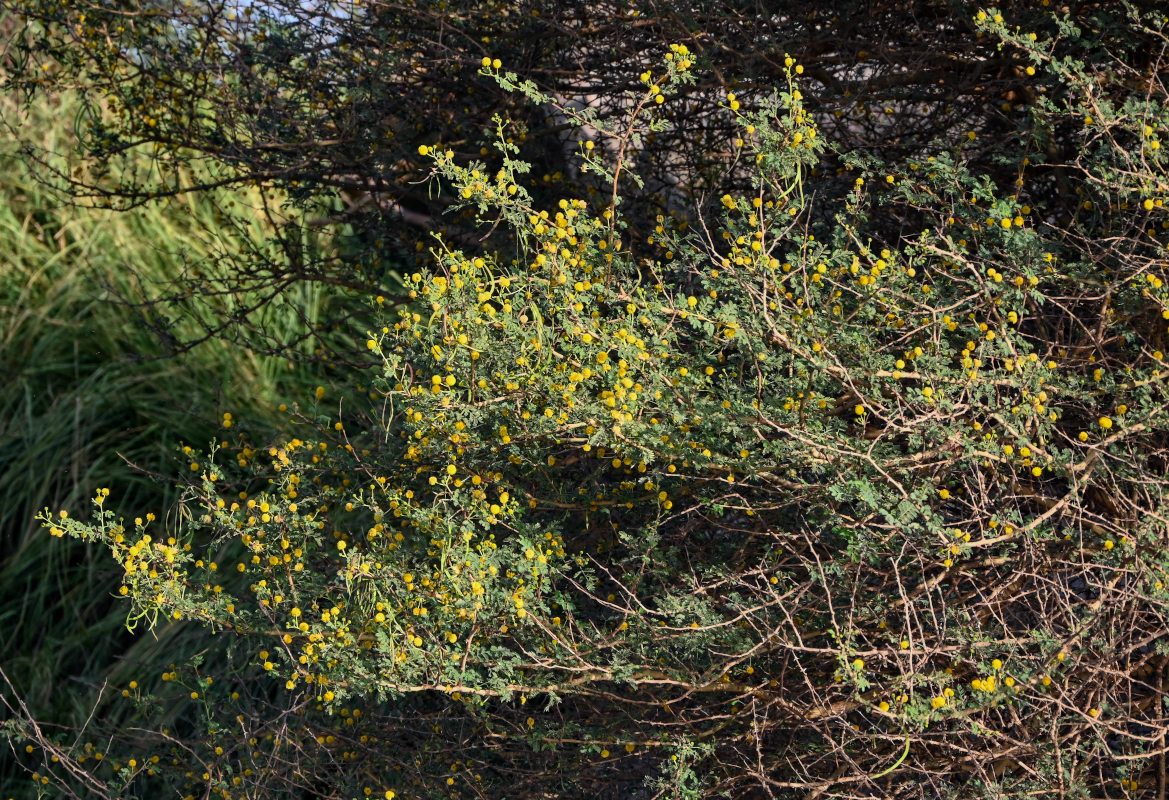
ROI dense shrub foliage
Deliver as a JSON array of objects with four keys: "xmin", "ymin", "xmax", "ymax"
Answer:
[
  {"xmin": 4, "ymin": 2, "xmax": 1169, "ymax": 799},
  {"xmin": 3, "ymin": 0, "xmax": 1154, "ymax": 356}
]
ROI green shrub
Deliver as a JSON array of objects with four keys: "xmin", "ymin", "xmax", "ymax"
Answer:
[{"xmin": 8, "ymin": 7, "xmax": 1169, "ymax": 799}]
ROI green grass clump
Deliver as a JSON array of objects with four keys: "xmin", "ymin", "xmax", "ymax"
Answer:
[{"xmin": 0, "ymin": 91, "xmax": 337, "ymax": 797}]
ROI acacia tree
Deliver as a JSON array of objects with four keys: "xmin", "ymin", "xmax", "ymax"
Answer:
[
  {"xmin": 0, "ymin": 0, "xmax": 1100, "ymax": 358},
  {"xmin": 5, "ymin": 2, "xmax": 1169, "ymax": 799}
]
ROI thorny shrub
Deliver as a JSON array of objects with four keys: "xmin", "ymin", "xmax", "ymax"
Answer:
[{"xmin": 8, "ymin": 8, "xmax": 1169, "ymax": 799}]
